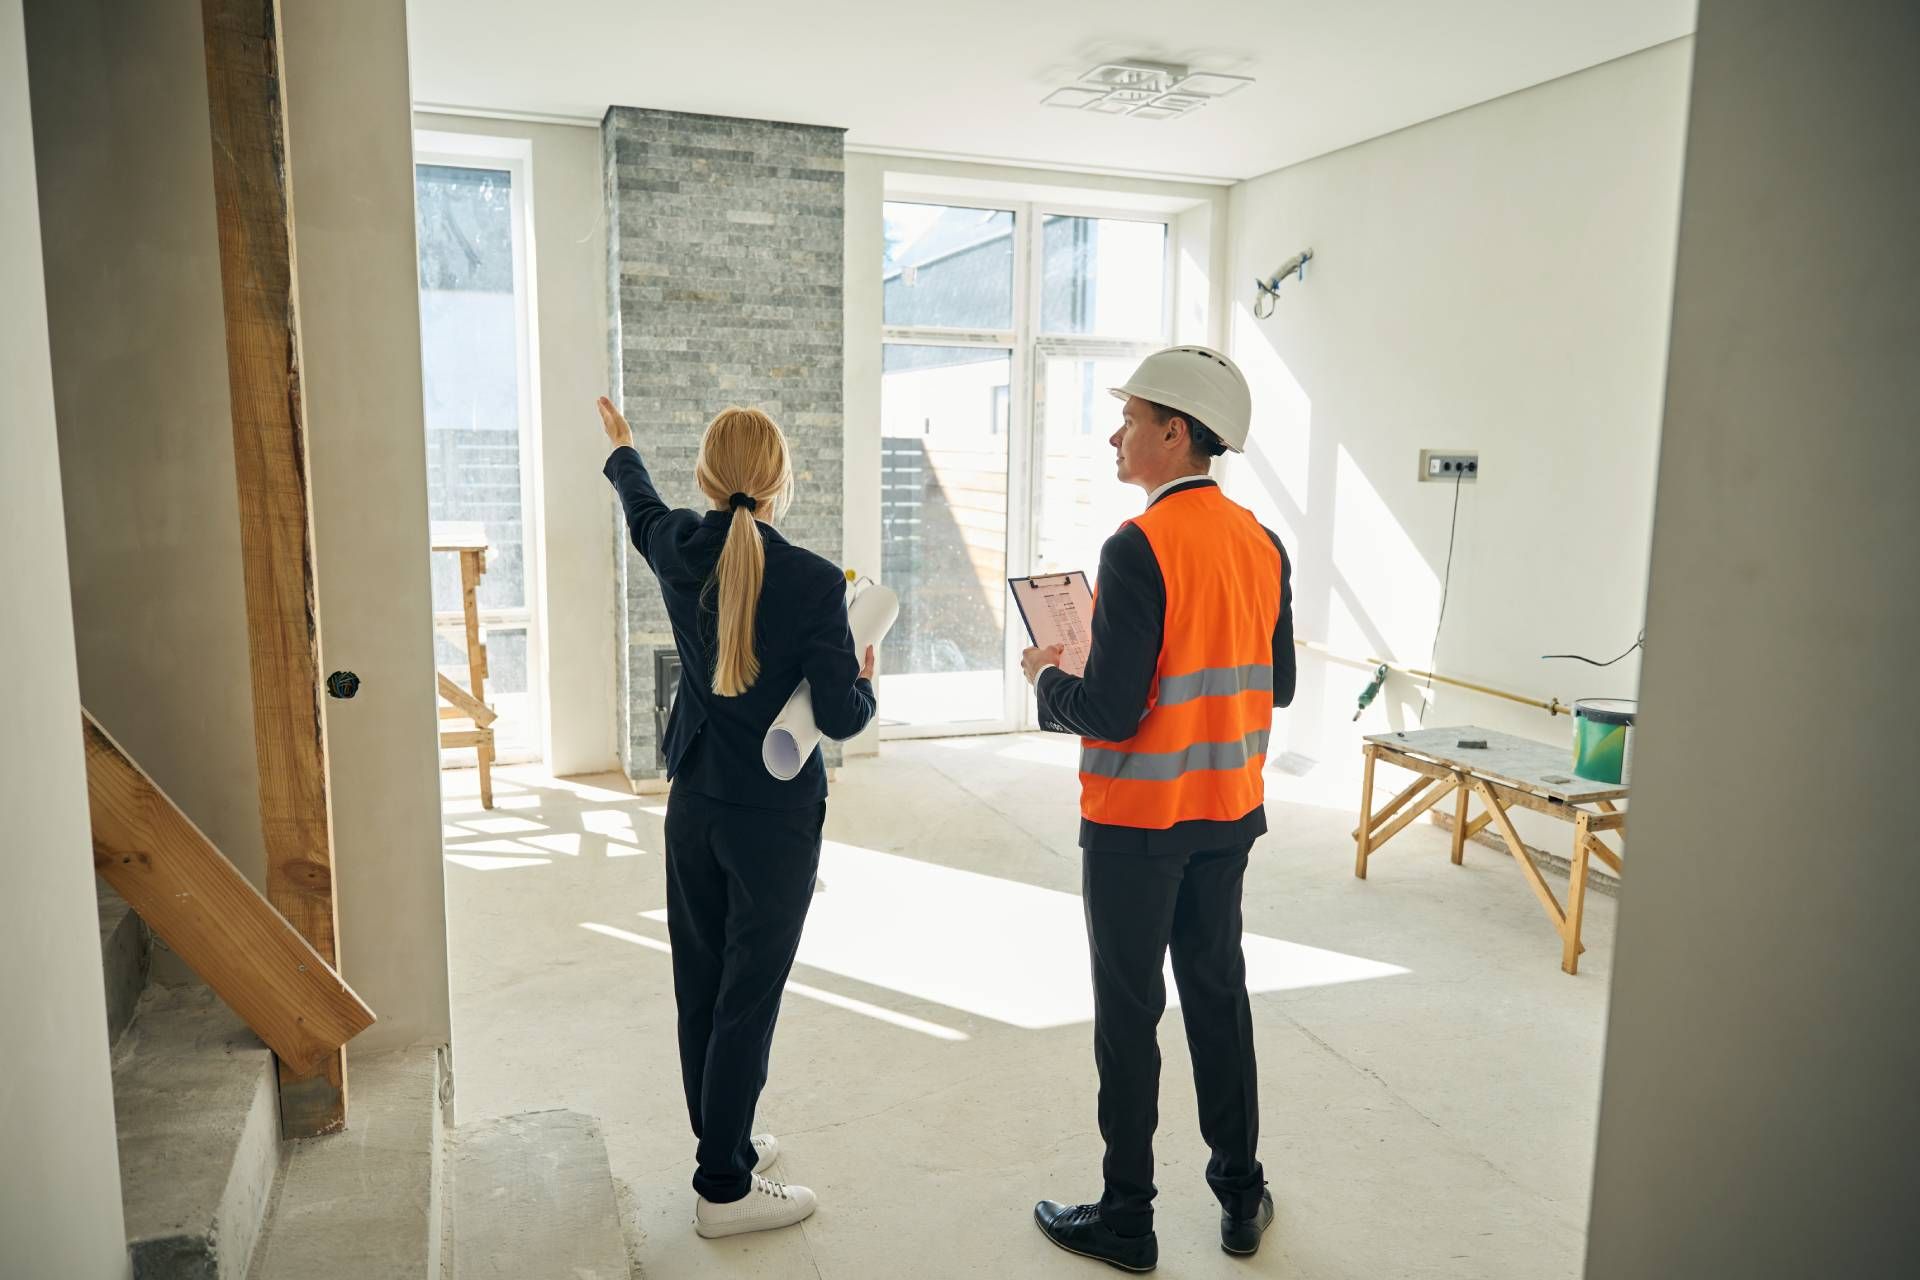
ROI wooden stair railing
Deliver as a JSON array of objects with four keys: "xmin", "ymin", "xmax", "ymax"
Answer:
[{"xmin": 84, "ymin": 711, "xmax": 375, "ymax": 1075}]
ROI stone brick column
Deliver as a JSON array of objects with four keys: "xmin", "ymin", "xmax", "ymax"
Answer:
[{"xmin": 603, "ymin": 108, "xmax": 846, "ymax": 783}]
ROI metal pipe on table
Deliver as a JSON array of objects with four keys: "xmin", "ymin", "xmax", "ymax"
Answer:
[{"xmin": 1294, "ymin": 638, "xmax": 1569, "ymax": 717}]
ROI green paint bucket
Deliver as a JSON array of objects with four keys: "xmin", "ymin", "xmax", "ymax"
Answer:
[{"xmin": 1572, "ymin": 699, "xmax": 1636, "ymax": 784}]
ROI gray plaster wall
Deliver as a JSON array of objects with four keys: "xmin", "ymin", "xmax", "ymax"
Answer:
[
  {"xmin": 602, "ymin": 108, "xmax": 846, "ymax": 780},
  {"xmin": 0, "ymin": 0, "xmax": 131, "ymax": 1273},
  {"xmin": 1584, "ymin": 2, "xmax": 1920, "ymax": 1274},
  {"xmin": 25, "ymin": 0, "xmax": 452, "ymax": 1054}
]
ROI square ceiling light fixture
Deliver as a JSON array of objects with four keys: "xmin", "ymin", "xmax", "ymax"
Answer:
[{"xmin": 1043, "ymin": 59, "xmax": 1253, "ymax": 121}]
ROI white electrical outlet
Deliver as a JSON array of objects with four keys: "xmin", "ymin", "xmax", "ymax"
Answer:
[{"xmin": 1420, "ymin": 450, "xmax": 1480, "ymax": 483}]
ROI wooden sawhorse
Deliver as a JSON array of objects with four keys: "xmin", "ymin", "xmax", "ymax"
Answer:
[
  {"xmin": 431, "ymin": 522, "xmax": 495, "ymax": 809},
  {"xmin": 1354, "ymin": 727, "xmax": 1627, "ymax": 974}
]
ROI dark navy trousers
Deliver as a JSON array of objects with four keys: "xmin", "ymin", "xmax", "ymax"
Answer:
[
  {"xmin": 664, "ymin": 784, "xmax": 824, "ymax": 1203},
  {"xmin": 1082, "ymin": 842, "xmax": 1266, "ymax": 1234}
]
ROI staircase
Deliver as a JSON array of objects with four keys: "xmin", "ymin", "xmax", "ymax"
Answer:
[{"xmin": 99, "ymin": 883, "xmax": 634, "ymax": 1279}]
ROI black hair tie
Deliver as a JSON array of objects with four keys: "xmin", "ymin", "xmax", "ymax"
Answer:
[{"xmin": 728, "ymin": 492, "xmax": 759, "ymax": 513}]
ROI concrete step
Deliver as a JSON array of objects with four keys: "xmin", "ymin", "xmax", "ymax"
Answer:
[
  {"xmin": 248, "ymin": 1047, "xmax": 447, "ymax": 1280},
  {"xmin": 113, "ymin": 983, "xmax": 279, "ymax": 1280},
  {"xmin": 449, "ymin": 1110, "xmax": 631, "ymax": 1280},
  {"xmin": 98, "ymin": 878, "xmax": 152, "ymax": 1048}
]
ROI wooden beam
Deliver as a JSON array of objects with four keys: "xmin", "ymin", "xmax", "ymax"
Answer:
[
  {"xmin": 1470, "ymin": 777, "xmax": 1573, "ymax": 940},
  {"xmin": 201, "ymin": 0, "xmax": 347, "ymax": 1136},
  {"xmin": 1368, "ymin": 777, "xmax": 1460, "ymax": 852},
  {"xmin": 439, "ymin": 729, "xmax": 493, "ymax": 750},
  {"xmin": 437, "ymin": 672, "xmax": 497, "ymax": 727},
  {"xmin": 85, "ymin": 713, "xmax": 375, "ymax": 1074},
  {"xmin": 1351, "ymin": 773, "xmax": 1437, "ymax": 841},
  {"xmin": 1354, "ymin": 744, "xmax": 1378, "ymax": 879}
]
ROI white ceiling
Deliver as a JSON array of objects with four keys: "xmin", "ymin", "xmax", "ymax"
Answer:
[{"xmin": 406, "ymin": 0, "xmax": 1694, "ymax": 184}]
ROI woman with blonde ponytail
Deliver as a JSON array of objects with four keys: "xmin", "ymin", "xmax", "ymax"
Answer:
[{"xmin": 600, "ymin": 396, "xmax": 874, "ymax": 1242}]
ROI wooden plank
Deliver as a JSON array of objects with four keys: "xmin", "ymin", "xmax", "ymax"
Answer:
[
  {"xmin": 1354, "ymin": 744, "xmax": 1378, "ymax": 879},
  {"xmin": 1351, "ymin": 773, "xmax": 1438, "ymax": 841},
  {"xmin": 1365, "ymin": 726, "xmax": 1630, "ymax": 804},
  {"xmin": 85, "ymin": 712, "xmax": 375, "ymax": 1074},
  {"xmin": 437, "ymin": 672, "xmax": 498, "ymax": 727},
  {"xmin": 1368, "ymin": 776, "xmax": 1459, "ymax": 851},
  {"xmin": 457, "ymin": 547, "xmax": 493, "ymax": 808},
  {"xmin": 439, "ymin": 729, "xmax": 493, "ymax": 749},
  {"xmin": 201, "ymin": 0, "xmax": 347, "ymax": 1136},
  {"xmin": 1564, "ymin": 813, "xmax": 1594, "ymax": 974},
  {"xmin": 1377, "ymin": 744, "xmax": 1625, "ymax": 830},
  {"xmin": 1368, "ymin": 747, "xmax": 1457, "ymax": 786},
  {"xmin": 1451, "ymin": 775, "xmax": 1470, "ymax": 866},
  {"xmin": 1470, "ymin": 777, "xmax": 1571, "ymax": 937},
  {"xmin": 1585, "ymin": 832, "xmax": 1625, "ymax": 876}
]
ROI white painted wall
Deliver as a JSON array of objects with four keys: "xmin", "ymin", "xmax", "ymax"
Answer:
[
  {"xmin": 27, "ymin": 0, "xmax": 452, "ymax": 1054},
  {"xmin": 0, "ymin": 0, "xmax": 130, "ymax": 1272},
  {"xmin": 1586, "ymin": 3, "xmax": 1920, "ymax": 1273},
  {"xmin": 1221, "ymin": 42, "xmax": 1692, "ymax": 850},
  {"xmin": 413, "ymin": 112, "xmax": 616, "ymax": 777},
  {"xmin": 282, "ymin": 0, "xmax": 452, "ymax": 1053}
]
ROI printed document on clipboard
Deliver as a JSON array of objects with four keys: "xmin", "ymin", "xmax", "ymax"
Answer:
[{"xmin": 1008, "ymin": 572, "xmax": 1094, "ymax": 678}]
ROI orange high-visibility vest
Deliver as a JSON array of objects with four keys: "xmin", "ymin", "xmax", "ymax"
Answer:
[{"xmin": 1079, "ymin": 485, "xmax": 1282, "ymax": 830}]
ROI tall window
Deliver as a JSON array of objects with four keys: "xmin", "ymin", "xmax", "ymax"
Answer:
[
  {"xmin": 881, "ymin": 199, "xmax": 1170, "ymax": 735},
  {"xmin": 414, "ymin": 152, "xmax": 543, "ymax": 761}
]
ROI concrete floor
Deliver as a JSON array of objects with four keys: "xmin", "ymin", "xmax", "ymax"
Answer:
[{"xmin": 441, "ymin": 735, "xmax": 1614, "ymax": 1279}]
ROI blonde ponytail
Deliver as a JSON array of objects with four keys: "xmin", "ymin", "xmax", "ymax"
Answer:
[
  {"xmin": 694, "ymin": 407, "xmax": 794, "ymax": 697},
  {"xmin": 711, "ymin": 504, "xmax": 766, "ymax": 696}
]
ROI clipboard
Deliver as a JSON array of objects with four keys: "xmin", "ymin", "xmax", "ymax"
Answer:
[{"xmin": 1008, "ymin": 571, "xmax": 1093, "ymax": 678}]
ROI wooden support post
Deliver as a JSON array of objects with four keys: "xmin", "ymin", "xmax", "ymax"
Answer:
[
  {"xmin": 1367, "ymin": 777, "xmax": 1458, "ymax": 851},
  {"xmin": 1350, "ymin": 773, "xmax": 1435, "ymax": 842},
  {"xmin": 1451, "ymin": 773, "xmax": 1470, "ymax": 866},
  {"xmin": 201, "ymin": 0, "xmax": 347, "ymax": 1137},
  {"xmin": 1563, "ymin": 813, "xmax": 1594, "ymax": 974},
  {"xmin": 1470, "ymin": 777, "xmax": 1579, "ymax": 957},
  {"xmin": 459, "ymin": 547, "xmax": 493, "ymax": 809},
  {"xmin": 1354, "ymin": 745, "xmax": 1378, "ymax": 878}
]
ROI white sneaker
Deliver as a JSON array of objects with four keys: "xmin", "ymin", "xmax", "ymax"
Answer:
[
  {"xmin": 694, "ymin": 1175, "xmax": 817, "ymax": 1238},
  {"xmin": 751, "ymin": 1133, "xmax": 780, "ymax": 1174}
]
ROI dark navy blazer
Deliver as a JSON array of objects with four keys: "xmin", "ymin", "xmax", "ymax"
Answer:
[{"xmin": 605, "ymin": 445, "xmax": 875, "ymax": 808}]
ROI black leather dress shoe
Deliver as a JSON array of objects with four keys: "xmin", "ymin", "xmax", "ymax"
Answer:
[
  {"xmin": 1033, "ymin": 1200, "xmax": 1158, "ymax": 1273},
  {"xmin": 1220, "ymin": 1188, "xmax": 1275, "ymax": 1256}
]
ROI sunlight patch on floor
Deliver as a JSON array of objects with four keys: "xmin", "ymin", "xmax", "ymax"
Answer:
[
  {"xmin": 580, "ymin": 922, "xmax": 969, "ymax": 1041},
  {"xmin": 638, "ymin": 839, "xmax": 1406, "ymax": 1030}
]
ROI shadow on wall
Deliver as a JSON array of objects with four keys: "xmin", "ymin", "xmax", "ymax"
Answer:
[{"xmin": 1223, "ymin": 312, "xmax": 1444, "ymax": 763}]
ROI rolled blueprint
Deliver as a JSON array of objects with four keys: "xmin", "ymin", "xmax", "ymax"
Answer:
[{"xmin": 762, "ymin": 583, "xmax": 899, "ymax": 780}]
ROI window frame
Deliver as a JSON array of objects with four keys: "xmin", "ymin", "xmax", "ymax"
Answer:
[
  {"xmin": 413, "ymin": 131, "xmax": 550, "ymax": 766},
  {"xmin": 879, "ymin": 193, "xmax": 1174, "ymax": 738}
]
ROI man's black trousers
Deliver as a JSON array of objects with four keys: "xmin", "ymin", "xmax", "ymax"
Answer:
[
  {"xmin": 664, "ymin": 785, "xmax": 824, "ymax": 1204},
  {"xmin": 1082, "ymin": 842, "xmax": 1265, "ymax": 1235}
]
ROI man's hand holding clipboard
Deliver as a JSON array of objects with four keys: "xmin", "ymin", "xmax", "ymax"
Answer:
[{"xmin": 1010, "ymin": 571, "xmax": 1094, "ymax": 683}]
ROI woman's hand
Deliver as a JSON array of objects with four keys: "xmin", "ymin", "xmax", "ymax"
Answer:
[
  {"xmin": 859, "ymin": 645, "xmax": 876, "ymax": 681},
  {"xmin": 597, "ymin": 396, "xmax": 634, "ymax": 449}
]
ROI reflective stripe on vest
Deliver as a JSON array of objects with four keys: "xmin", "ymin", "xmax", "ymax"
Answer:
[
  {"xmin": 1081, "ymin": 728, "xmax": 1271, "ymax": 781},
  {"xmin": 1153, "ymin": 663, "xmax": 1273, "ymax": 707},
  {"xmin": 1078, "ymin": 485, "xmax": 1282, "ymax": 831}
]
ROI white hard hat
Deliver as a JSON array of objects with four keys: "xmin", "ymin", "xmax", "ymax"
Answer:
[{"xmin": 1109, "ymin": 345, "xmax": 1253, "ymax": 452}]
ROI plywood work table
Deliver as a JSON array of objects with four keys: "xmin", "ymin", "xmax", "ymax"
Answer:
[{"xmin": 1354, "ymin": 726, "xmax": 1627, "ymax": 974}]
